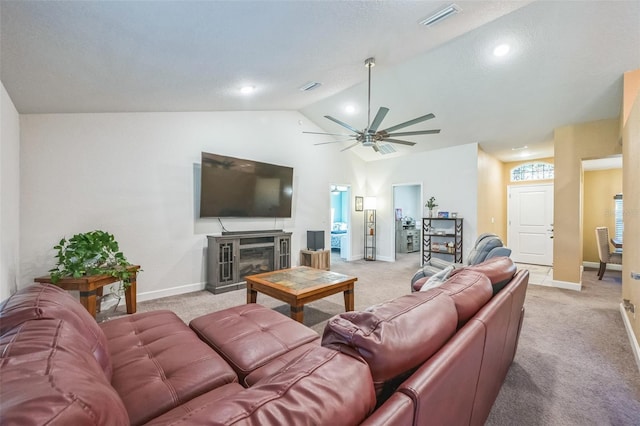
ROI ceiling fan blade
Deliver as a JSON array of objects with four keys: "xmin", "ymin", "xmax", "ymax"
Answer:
[
  {"xmin": 324, "ymin": 115, "xmax": 362, "ymax": 134},
  {"xmin": 368, "ymin": 107, "xmax": 389, "ymax": 133},
  {"xmin": 380, "ymin": 113, "xmax": 435, "ymax": 133},
  {"xmin": 313, "ymin": 138, "xmax": 356, "ymax": 146},
  {"xmin": 381, "ymin": 138, "xmax": 417, "ymax": 146},
  {"xmin": 303, "ymin": 131, "xmax": 355, "ymax": 137},
  {"xmin": 386, "ymin": 129, "xmax": 441, "ymax": 137},
  {"xmin": 340, "ymin": 141, "xmax": 360, "ymax": 152}
]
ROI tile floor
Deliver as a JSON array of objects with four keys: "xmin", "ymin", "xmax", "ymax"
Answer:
[{"xmin": 515, "ymin": 262, "xmax": 553, "ymax": 286}]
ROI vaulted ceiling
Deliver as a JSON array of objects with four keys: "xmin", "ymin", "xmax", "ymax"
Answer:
[{"xmin": 2, "ymin": 1, "xmax": 638, "ymax": 162}]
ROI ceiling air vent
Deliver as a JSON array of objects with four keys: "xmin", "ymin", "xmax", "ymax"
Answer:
[
  {"xmin": 419, "ymin": 4, "xmax": 461, "ymax": 27},
  {"xmin": 377, "ymin": 144, "xmax": 396, "ymax": 155},
  {"xmin": 299, "ymin": 81, "xmax": 322, "ymax": 92}
]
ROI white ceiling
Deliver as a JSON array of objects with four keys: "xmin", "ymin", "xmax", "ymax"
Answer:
[{"xmin": 1, "ymin": 1, "xmax": 639, "ymax": 162}]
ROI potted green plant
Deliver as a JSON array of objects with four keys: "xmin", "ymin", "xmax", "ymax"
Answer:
[
  {"xmin": 425, "ymin": 196, "xmax": 438, "ymax": 217},
  {"xmin": 49, "ymin": 230, "xmax": 133, "ymax": 290}
]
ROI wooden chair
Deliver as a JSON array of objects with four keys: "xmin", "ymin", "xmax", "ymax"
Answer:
[{"xmin": 595, "ymin": 227, "xmax": 622, "ymax": 280}]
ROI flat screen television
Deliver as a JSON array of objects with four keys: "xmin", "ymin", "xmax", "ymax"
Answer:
[{"xmin": 199, "ymin": 152, "xmax": 293, "ymax": 218}]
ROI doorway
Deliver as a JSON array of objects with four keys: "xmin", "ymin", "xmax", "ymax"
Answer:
[
  {"xmin": 330, "ymin": 184, "xmax": 351, "ymax": 262},
  {"xmin": 392, "ymin": 183, "xmax": 422, "ymax": 264},
  {"xmin": 507, "ymin": 183, "xmax": 554, "ymax": 265}
]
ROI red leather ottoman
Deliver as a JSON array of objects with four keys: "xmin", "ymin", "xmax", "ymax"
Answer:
[{"xmin": 190, "ymin": 304, "xmax": 320, "ymax": 386}]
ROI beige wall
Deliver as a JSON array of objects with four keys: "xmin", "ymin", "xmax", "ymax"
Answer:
[
  {"xmin": 553, "ymin": 119, "xmax": 622, "ymax": 284},
  {"xmin": 477, "ymin": 148, "xmax": 506, "ymax": 239},
  {"xmin": 501, "ymin": 157, "xmax": 554, "ymax": 243},
  {"xmin": 622, "ymin": 70, "xmax": 640, "ymax": 343},
  {"xmin": 582, "ymin": 169, "xmax": 622, "ymax": 263}
]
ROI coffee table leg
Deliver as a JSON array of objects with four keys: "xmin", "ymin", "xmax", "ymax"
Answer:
[
  {"xmin": 291, "ymin": 305, "xmax": 304, "ymax": 323},
  {"xmin": 247, "ymin": 284, "xmax": 257, "ymax": 304},
  {"xmin": 344, "ymin": 287, "xmax": 354, "ymax": 311}
]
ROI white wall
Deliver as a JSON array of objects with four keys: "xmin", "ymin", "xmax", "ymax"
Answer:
[
  {"xmin": 1, "ymin": 81, "xmax": 21, "ymax": 301},
  {"xmin": 365, "ymin": 143, "xmax": 479, "ymax": 261},
  {"xmin": 19, "ymin": 111, "xmax": 366, "ymax": 299}
]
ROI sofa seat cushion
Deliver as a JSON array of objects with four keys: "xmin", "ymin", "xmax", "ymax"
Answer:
[
  {"xmin": 439, "ymin": 270, "xmax": 493, "ymax": 327},
  {"xmin": 322, "ymin": 291, "xmax": 458, "ymax": 401},
  {"xmin": 0, "ymin": 318, "xmax": 129, "ymax": 425},
  {"xmin": 190, "ymin": 304, "xmax": 320, "ymax": 383},
  {"xmin": 0, "ymin": 283, "xmax": 112, "ymax": 379},
  {"xmin": 145, "ymin": 383, "xmax": 245, "ymax": 426},
  {"xmin": 150, "ymin": 346, "xmax": 376, "ymax": 426},
  {"xmin": 100, "ymin": 310, "xmax": 238, "ymax": 426},
  {"xmin": 453, "ymin": 256, "xmax": 517, "ymax": 295}
]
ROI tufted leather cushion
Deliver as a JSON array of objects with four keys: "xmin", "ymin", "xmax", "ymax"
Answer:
[
  {"xmin": 0, "ymin": 318, "xmax": 129, "ymax": 425},
  {"xmin": 153, "ymin": 346, "xmax": 376, "ymax": 426},
  {"xmin": 452, "ymin": 256, "xmax": 517, "ymax": 295},
  {"xmin": 0, "ymin": 283, "xmax": 112, "ymax": 380},
  {"xmin": 100, "ymin": 310, "xmax": 238, "ymax": 426},
  {"xmin": 439, "ymin": 270, "xmax": 493, "ymax": 327},
  {"xmin": 322, "ymin": 291, "xmax": 458, "ymax": 400},
  {"xmin": 190, "ymin": 304, "xmax": 320, "ymax": 382}
]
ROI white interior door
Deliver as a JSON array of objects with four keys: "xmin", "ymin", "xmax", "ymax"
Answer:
[{"xmin": 508, "ymin": 183, "xmax": 554, "ymax": 265}]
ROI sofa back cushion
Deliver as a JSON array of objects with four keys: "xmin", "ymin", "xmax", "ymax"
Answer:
[
  {"xmin": 439, "ymin": 270, "xmax": 493, "ymax": 328},
  {"xmin": 0, "ymin": 318, "xmax": 129, "ymax": 425},
  {"xmin": 453, "ymin": 256, "xmax": 517, "ymax": 295},
  {"xmin": 467, "ymin": 233, "xmax": 504, "ymax": 265},
  {"xmin": 322, "ymin": 291, "xmax": 458, "ymax": 401},
  {"xmin": 0, "ymin": 283, "xmax": 112, "ymax": 379}
]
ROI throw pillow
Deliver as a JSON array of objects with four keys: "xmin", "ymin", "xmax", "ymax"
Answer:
[{"xmin": 419, "ymin": 265, "xmax": 455, "ymax": 292}]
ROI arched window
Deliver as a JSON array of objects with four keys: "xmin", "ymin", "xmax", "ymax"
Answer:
[{"xmin": 510, "ymin": 162, "xmax": 554, "ymax": 182}]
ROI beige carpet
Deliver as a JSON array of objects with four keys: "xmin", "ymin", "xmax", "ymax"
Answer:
[{"xmin": 100, "ymin": 254, "xmax": 640, "ymax": 424}]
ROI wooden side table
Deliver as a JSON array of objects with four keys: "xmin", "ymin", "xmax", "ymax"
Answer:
[
  {"xmin": 299, "ymin": 250, "xmax": 330, "ymax": 270},
  {"xmin": 34, "ymin": 265, "xmax": 140, "ymax": 319}
]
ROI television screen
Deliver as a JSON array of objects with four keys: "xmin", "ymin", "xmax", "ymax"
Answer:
[{"xmin": 200, "ymin": 152, "xmax": 293, "ymax": 218}]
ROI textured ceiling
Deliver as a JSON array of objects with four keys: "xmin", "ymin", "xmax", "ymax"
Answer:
[{"xmin": 1, "ymin": 1, "xmax": 639, "ymax": 162}]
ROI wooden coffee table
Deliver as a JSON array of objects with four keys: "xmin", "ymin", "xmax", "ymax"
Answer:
[{"xmin": 245, "ymin": 266, "xmax": 357, "ymax": 323}]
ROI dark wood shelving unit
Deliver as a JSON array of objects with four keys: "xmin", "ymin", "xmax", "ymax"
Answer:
[{"xmin": 422, "ymin": 217, "xmax": 463, "ymax": 264}]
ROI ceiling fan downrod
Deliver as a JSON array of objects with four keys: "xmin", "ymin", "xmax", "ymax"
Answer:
[{"xmin": 365, "ymin": 57, "xmax": 375, "ymax": 132}]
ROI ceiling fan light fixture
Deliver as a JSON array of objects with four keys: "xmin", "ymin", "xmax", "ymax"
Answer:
[
  {"xmin": 419, "ymin": 4, "xmax": 461, "ymax": 27},
  {"xmin": 362, "ymin": 134, "xmax": 374, "ymax": 147}
]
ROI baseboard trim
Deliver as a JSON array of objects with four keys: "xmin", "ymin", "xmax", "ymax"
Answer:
[
  {"xmin": 583, "ymin": 261, "xmax": 622, "ymax": 271},
  {"xmin": 137, "ymin": 282, "xmax": 206, "ymax": 303},
  {"xmin": 619, "ymin": 303, "xmax": 640, "ymax": 374},
  {"xmin": 550, "ymin": 279, "xmax": 582, "ymax": 291}
]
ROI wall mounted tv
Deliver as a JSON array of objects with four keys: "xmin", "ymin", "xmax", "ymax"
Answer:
[{"xmin": 200, "ymin": 152, "xmax": 294, "ymax": 218}]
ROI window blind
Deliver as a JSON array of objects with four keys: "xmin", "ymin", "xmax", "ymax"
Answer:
[{"xmin": 614, "ymin": 194, "xmax": 623, "ymax": 242}]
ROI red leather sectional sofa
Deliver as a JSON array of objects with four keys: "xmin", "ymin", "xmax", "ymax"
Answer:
[{"xmin": 0, "ymin": 256, "xmax": 527, "ymax": 425}]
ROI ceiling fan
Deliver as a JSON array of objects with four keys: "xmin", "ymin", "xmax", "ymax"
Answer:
[{"xmin": 304, "ymin": 57, "xmax": 440, "ymax": 154}]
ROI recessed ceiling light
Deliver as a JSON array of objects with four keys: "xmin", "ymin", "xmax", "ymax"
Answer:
[
  {"xmin": 240, "ymin": 85, "xmax": 255, "ymax": 94},
  {"xmin": 493, "ymin": 44, "xmax": 510, "ymax": 57},
  {"xmin": 345, "ymin": 105, "xmax": 356, "ymax": 114},
  {"xmin": 512, "ymin": 145, "xmax": 528, "ymax": 151}
]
